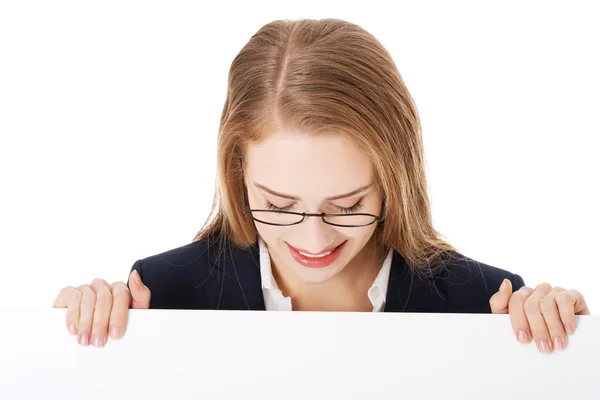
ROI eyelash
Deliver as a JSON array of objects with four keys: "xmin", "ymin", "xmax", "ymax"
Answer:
[{"xmin": 263, "ymin": 199, "xmax": 364, "ymax": 214}]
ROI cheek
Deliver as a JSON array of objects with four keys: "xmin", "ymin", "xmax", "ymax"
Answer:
[
  {"xmin": 342, "ymin": 224, "xmax": 377, "ymax": 241},
  {"xmin": 256, "ymin": 223, "xmax": 375, "ymax": 242},
  {"xmin": 254, "ymin": 224, "xmax": 285, "ymax": 243}
]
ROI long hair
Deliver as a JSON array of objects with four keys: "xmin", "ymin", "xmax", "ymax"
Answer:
[{"xmin": 193, "ymin": 18, "xmax": 458, "ymax": 278}]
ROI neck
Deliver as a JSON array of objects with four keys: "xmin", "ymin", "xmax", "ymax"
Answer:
[{"xmin": 270, "ymin": 235, "xmax": 388, "ymax": 311}]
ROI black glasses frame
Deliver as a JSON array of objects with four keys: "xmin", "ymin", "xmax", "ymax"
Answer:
[{"xmin": 239, "ymin": 159, "xmax": 385, "ymax": 228}]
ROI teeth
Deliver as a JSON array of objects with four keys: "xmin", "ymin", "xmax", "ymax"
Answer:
[{"xmin": 298, "ymin": 249, "xmax": 333, "ymax": 258}]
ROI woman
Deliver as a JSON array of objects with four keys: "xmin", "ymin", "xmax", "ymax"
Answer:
[{"xmin": 52, "ymin": 18, "xmax": 590, "ymax": 354}]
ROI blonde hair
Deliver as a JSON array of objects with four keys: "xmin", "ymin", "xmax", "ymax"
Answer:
[{"xmin": 193, "ymin": 18, "xmax": 459, "ymax": 278}]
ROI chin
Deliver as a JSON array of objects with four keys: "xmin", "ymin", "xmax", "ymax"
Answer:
[
  {"xmin": 288, "ymin": 258, "xmax": 346, "ymax": 285},
  {"xmin": 296, "ymin": 271, "xmax": 339, "ymax": 285}
]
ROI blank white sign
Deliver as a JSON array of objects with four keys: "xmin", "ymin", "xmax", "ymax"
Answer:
[{"xmin": 0, "ymin": 309, "xmax": 598, "ymax": 399}]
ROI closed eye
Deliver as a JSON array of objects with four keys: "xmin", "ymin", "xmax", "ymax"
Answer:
[{"xmin": 263, "ymin": 199, "xmax": 364, "ymax": 214}]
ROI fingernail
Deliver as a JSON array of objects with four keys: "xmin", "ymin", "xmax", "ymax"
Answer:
[
  {"xmin": 78, "ymin": 332, "xmax": 89, "ymax": 346},
  {"xmin": 133, "ymin": 270, "xmax": 142, "ymax": 285},
  {"xmin": 553, "ymin": 336, "xmax": 564, "ymax": 351},
  {"xmin": 536, "ymin": 339, "xmax": 551, "ymax": 354},
  {"xmin": 110, "ymin": 326, "xmax": 121, "ymax": 339},
  {"xmin": 68, "ymin": 322, "xmax": 76, "ymax": 335},
  {"xmin": 517, "ymin": 330, "xmax": 529, "ymax": 343},
  {"xmin": 564, "ymin": 323, "xmax": 574, "ymax": 335},
  {"xmin": 93, "ymin": 335, "xmax": 104, "ymax": 347},
  {"xmin": 499, "ymin": 279, "xmax": 507, "ymax": 291}
]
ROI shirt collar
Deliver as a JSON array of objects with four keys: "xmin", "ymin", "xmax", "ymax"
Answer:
[
  {"xmin": 258, "ymin": 236, "xmax": 281, "ymax": 291},
  {"xmin": 258, "ymin": 236, "xmax": 393, "ymax": 311}
]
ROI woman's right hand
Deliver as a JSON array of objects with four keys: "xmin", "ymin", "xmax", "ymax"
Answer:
[{"xmin": 52, "ymin": 270, "xmax": 151, "ymax": 347}]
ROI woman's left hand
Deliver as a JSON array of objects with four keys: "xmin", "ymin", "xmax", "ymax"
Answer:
[{"xmin": 489, "ymin": 279, "xmax": 590, "ymax": 354}]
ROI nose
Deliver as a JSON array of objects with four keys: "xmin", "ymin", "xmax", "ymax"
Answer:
[{"xmin": 293, "ymin": 213, "xmax": 337, "ymax": 254}]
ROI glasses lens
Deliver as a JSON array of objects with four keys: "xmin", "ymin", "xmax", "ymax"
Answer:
[
  {"xmin": 323, "ymin": 214, "xmax": 377, "ymax": 227},
  {"xmin": 249, "ymin": 211, "xmax": 304, "ymax": 225}
]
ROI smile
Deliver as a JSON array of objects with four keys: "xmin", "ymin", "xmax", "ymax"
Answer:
[{"xmin": 286, "ymin": 241, "xmax": 347, "ymax": 268}]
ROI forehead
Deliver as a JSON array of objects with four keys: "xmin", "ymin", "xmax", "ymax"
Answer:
[{"xmin": 245, "ymin": 132, "xmax": 373, "ymax": 198}]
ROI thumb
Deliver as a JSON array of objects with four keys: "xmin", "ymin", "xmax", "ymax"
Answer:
[
  {"xmin": 490, "ymin": 278, "xmax": 512, "ymax": 314},
  {"xmin": 129, "ymin": 270, "xmax": 151, "ymax": 309}
]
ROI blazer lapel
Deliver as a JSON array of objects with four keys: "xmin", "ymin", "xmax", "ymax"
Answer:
[
  {"xmin": 213, "ymin": 237, "xmax": 266, "ymax": 310},
  {"xmin": 384, "ymin": 250, "xmax": 448, "ymax": 313},
  {"xmin": 217, "ymin": 237, "xmax": 448, "ymax": 313}
]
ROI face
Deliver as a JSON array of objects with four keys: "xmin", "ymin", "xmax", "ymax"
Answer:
[{"xmin": 244, "ymin": 131, "xmax": 384, "ymax": 286}]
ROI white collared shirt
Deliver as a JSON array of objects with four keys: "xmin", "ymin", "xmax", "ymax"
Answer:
[{"xmin": 258, "ymin": 236, "xmax": 394, "ymax": 312}]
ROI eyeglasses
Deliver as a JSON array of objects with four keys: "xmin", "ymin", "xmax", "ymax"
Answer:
[
  {"xmin": 243, "ymin": 206, "xmax": 384, "ymax": 227},
  {"xmin": 238, "ymin": 158, "xmax": 384, "ymax": 227}
]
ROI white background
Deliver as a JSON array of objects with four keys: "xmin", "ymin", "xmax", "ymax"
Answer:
[{"xmin": 0, "ymin": 1, "xmax": 598, "ymax": 311}]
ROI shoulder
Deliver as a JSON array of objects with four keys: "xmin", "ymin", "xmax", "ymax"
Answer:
[
  {"xmin": 387, "ymin": 249, "xmax": 526, "ymax": 313},
  {"xmin": 128, "ymin": 234, "xmax": 262, "ymax": 310},
  {"xmin": 430, "ymin": 251, "xmax": 526, "ymax": 313}
]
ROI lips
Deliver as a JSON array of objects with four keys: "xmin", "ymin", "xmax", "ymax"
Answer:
[
  {"xmin": 286, "ymin": 241, "xmax": 347, "ymax": 269},
  {"xmin": 289, "ymin": 243, "xmax": 341, "ymax": 256}
]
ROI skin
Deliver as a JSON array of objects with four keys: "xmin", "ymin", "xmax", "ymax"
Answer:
[
  {"xmin": 244, "ymin": 131, "xmax": 387, "ymax": 311},
  {"xmin": 52, "ymin": 132, "xmax": 590, "ymax": 352}
]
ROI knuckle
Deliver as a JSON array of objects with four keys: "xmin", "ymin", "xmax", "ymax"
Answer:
[
  {"xmin": 112, "ymin": 282, "xmax": 130, "ymax": 293},
  {"xmin": 534, "ymin": 283, "xmax": 552, "ymax": 292},
  {"xmin": 92, "ymin": 321, "xmax": 109, "ymax": 332},
  {"xmin": 546, "ymin": 319, "xmax": 564, "ymax": 332},
  {"xmin": 508, "ymin": 289, "xmax": 527, "ymax": 304},
  {"xmin": 70, "ymin": 289, "xmax": 82, "ymax": 300},
  {"xmin": 570, "ymin": 289, "xmax": 583, "ymax": 299},
  {"xmin": 539, "ymin": 293, "xmax": 555, "ymax": 308},
  {"xmin": 95, "ymin": 290, "xmax": 113, "ymax": 307},
  {"xmin": 91, "ymin": 278, "xmax": 109, "ymax": 287},
  {"xmin": 539, "ymin": 302, "xmax": 555, "ymax": 316},
  {"xmin": 77, "ymin": 283, "xmax": 91, "ymax": 291},
  {"xmin": 78, "ymin": 320, "xmax": 92, "ymax": 330},
  {"xmin": 554, "ymin": 291, "xmax": 571, "ymax": 303},
  {"xmin": 523, "ymin": 298, "xmax": 540, "ymax": 314},
  {"xmin": 65, "ymin": 307, "xmax": 78, "ymax": 319},
  {"xmin": 81, "ymin": 290, "xmax": 97, "ymax": 305},
  {"xmin": 112, "ymin": 285, "xmax": 131, "ymax": 299},
  {"xmin": 60, "ymin": 285, "xmax": 75, "ymax": 295}
]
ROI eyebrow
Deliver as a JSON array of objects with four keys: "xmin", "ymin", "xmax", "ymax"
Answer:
[{"xmin": 253, "ymin": 182, "xmax": 374, "ymax": 201}]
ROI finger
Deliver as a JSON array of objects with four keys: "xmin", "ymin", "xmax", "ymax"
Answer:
[
  {"xmin": 555, "ymin": 289, "xmax": 587, "ymax": 336},
  {"xmin": 65, "ymin": 288, "xmax": 82, "ymax": 336},
  {"xmin": 129, "ymin": 270, "xmax": 151, "ymax": 309},
  {"xmin": 76, "ymin": 284, "xmax": 96, "ymax": 346},
  {"xmin": 571, "ymin": 289, "xmax": 590, "ymax": 316},
  {"xmin": 108, "ymin": 281, "xmax": 131, "ymax": 339},
  {"xmin": 53, "ymin": 286, "xmax": 81, "ymax": 336},
  {"xmin": 89, "ymin": 278, "xmax": 113, "ymax": 347},
  {"xmin": 508, "ymin": 286, "xmax": 535, "ymax": 344},
  {"xmin": 539, "ymin": 287, "xmax": 568, "ymax": 351},
  {"xmin": 490, "ymin": 279, "xmax": 512, "ymax": 314},
  {"xmin": 524, "ymin": 283, "xmax": 554, "ymax": 354},
  {"xmin": 53, "ymin": 285, "xmax": 75, "ymax": 308}
]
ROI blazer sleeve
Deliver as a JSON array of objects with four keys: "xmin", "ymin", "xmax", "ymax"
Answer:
[
  {"xmin": 440, "ymin": 253, "xmax": 528, "ymax": 313},
  {"xmin": 511, "ymin": 273, "xmax": 526, "ymax": 290},
  {"xmin": 123, "ymin": 236, "xmax": 262, "ymax": 311},
  {"xmin": 126, "ymin": 258, "xmax": 205, "ymax": 309}
]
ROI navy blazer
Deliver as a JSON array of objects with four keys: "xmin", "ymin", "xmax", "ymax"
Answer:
[{"xmin": 127, "ymin": 234, "xmax": 526, "ymax": 312}]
